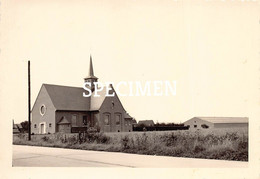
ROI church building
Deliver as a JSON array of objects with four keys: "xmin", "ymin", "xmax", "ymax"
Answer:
[{"xmin": 31, "ymin": 57, "xmax": 134, "ymax": 134}]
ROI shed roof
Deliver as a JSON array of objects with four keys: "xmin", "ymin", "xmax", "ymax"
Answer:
[
  {"xmin": 16, "ymin": 124, "xmax": 23, "ymax": 129},
  {"xmin": 138, "ymin": 120, "xmax": 155, "ymax": 126},
  {"xmin": 13, "ymin": 128, "xmax": 20, "ymax": 133},
  {"xmin": 58, "ymin": 116, "xmax": 70, "ymax": 124},
  {"xmin": 195, "ymin": 117, "xmax": 248, "ymax": 124},
  {"xmin": 13, "ymin": 123, "xmax": 18, "ymax": 129}
]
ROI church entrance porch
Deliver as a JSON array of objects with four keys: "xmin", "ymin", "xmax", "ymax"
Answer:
[
  {"xmin": 57, "ymin": 124, "xmax": 71, "ymax": 133},
  {"xmin": 39, "ymin": 122, "xmax": 46, "ymax": 134}
]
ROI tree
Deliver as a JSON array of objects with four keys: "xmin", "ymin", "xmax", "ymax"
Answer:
[{"xmin": 20, "ymin": 121, "xmax": 29, "ymax": 132}]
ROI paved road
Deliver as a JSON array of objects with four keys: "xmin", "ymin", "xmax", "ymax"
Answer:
[{"xmin": 13, "ymin": 145, "xmax": 248, "ymax": 167}]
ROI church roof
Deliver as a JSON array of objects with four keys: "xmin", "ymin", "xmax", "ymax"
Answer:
[
  {"xmin": 124, "ymin": 113, "xmax": 132, "ymax": 119},
  {"xmin": 44, "ymin": 84, "xmax": 90, "ymax": 111},
  {"xmin": 90, "ymin": 87, "xmax": 107, "ymax": 111},
  {"xmin": 194, "ymin": 117, "xmax": 248, "ymax": 124},
  {"xmin": 43, "ymin": 84, "xmax": 108, "ymax": 111}
]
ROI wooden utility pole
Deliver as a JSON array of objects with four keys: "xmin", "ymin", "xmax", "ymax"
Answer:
[{"xmin": 28, "ymin": 61, "xmax": 31, "ymax": 141}]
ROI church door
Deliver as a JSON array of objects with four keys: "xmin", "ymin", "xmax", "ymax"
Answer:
[{"xmin": 40, "ymin": 123, "xmax": 45, "ymax": 134}]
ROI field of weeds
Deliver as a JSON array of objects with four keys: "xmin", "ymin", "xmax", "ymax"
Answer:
[{"xmin": 13, "ymin": 128, "xmax": 248, "ymax": 161}]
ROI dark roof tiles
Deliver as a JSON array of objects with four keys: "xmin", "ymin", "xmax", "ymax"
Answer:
[
  {"xmin": 43, "ymin": 84, "xmax": 109, "ymax": 111},
  {"xmin": 44, "ymin": 84, "xmax": 90, "ymax": 111}
]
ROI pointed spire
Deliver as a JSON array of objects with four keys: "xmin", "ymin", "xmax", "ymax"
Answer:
[
  {"xmin": 89, "ymin": 55, "xmax": 94, "ymax": 76},
  {"xmin": 84, "ymin": 55, "xmax": 98, "ymax": 80}
]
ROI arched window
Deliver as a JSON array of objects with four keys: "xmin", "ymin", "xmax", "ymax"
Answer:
[
  {"xmin": 103, "ymin": 113, "xmax": 110, "ymax": 125},
  {"xmin": 115, "ymin": 113, "xmax": 121, "ymax": 125}
]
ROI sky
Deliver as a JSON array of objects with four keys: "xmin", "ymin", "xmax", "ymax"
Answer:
[{"xmin": 0, "ymin": 0, "xmax": 259, "ymax": 124}]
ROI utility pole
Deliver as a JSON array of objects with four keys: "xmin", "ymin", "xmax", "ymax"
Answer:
[{"xmin": 28, "ymin": 61, "xmax": 31, "ymax": 141}]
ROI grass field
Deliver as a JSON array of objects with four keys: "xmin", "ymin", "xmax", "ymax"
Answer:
[{"xmin": 13, "ymin": 128, "xmax": 248, "ymax": 161}]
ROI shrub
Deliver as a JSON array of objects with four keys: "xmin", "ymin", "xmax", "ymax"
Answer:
[
  {"xmin": 96, "ymin": 133, "xmax": 110, "ymax": 144},
  {"xmin": 41, "ymin": 136, "xmax": 50, "ymax": 142},
  {"xmin": 77, "ymin": 132, "xmax": 111, "ymax": 144},
  {"xmin": 67, "ymin": 135, "xmax": 77, "ymax": 144},
  {"xmin": 238, "ymin": 140, "xmax": 247, "ymax": 150},
  {"xmin": 193, "ymin": 145, "xmax": 206, "ymax": 153},
  {"xmin": 121, "ymin": 135, "xmax": 130, "ymax": 150},
  {"xmin": 13, "ymin": 129, "xmax": 248, "ymax": 161},
  {"xmin": 161, "ymin": 132, "xmax": 178, "ymax": 146}
]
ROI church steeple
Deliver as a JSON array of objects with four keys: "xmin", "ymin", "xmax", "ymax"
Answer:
[
  {"xmin": 84, "ymin": 55, "xmax": 98, "ymax": 91},
  {"xmin": 89, "ymin": 55, "xmax": 94, "ymax": 77}
]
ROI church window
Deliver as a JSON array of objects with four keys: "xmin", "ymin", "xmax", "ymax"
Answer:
[
  {"xmin": 112, "ymin": 101, "xmax": 115, "ymax": 109},
  {"xmin": 115, "ymin": 114, "xmax": 121, "ymax": 125},
  {"xmin": 83, "ymin": 116, "xmax": 87, "ymax": 125},
  {"xmin": 49, "ymin": 123, "xmax": 52, "ymax": 127},
  {"xmin": 40, "ymin": 104, "xmax": 46, "ymax": 116},
  {"xmin": 72, "ymin": 115, "xmax": 77, "ymax": 126},
  {"xmin": 104, "ymin": 114, "xmax": 110, "ymax": 125},
  {"xmin": 34, "ymin": 124, "xmax": 37, "ymax": 128}
]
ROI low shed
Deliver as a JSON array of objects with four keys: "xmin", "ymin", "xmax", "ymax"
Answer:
[
  {"xmin": 184, "ymin": 117, "xmax": 248, "ymax": 130},
  {"xmin": 137, "ymin": 120, "xmax": 155, "ymax": 127}
]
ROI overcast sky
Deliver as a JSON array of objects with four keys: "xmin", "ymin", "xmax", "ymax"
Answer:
[{"xmin": 1, "ymin": 0, "xmax": 259, "ymax": 124}]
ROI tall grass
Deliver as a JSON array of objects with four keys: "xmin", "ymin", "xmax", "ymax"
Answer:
[{"xmin": 13, "ymin": 128, "xmax": 248, "ymax": 161}]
